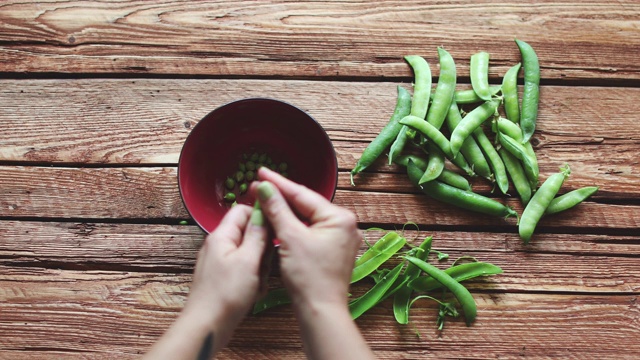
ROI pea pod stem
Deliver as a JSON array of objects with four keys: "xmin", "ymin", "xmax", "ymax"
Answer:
[
  {"xmin": 404, "ymin": 256, "xmax": 477, "ymax": 326},
  {"xmin": 515, "ymin": 39, "xmax": 540, "ymax": 144},
  {"xmin": 351, "ymin": 86, "xmax": 412, "ymax": 183},
  {"xmin": 519, "ymin": 165, "xmax": 571, "ymax": 243}
]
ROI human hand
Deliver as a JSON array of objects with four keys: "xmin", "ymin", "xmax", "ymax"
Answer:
[
  {"xmin": 184, "ymin": 204, "xmax": 268, "ymax": 331},
  {"xmin": 251, "ymin": 167, "xmax": 362, "ymax": 309}
]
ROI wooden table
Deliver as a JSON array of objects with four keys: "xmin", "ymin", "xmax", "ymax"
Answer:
[{"xmin": 1, "ymin": 1, "xmax": 638, "ymax": 359}]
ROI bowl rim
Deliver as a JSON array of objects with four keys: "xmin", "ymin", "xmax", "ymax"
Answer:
[{"xmin": 177, "ymin": 97, "xmax": 338, "ymax": 233}]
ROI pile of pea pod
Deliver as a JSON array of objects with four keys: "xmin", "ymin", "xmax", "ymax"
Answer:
[
  {"xmin": 254, "ymin": 231, "xmax": 503, "ymax": 329},
  {"xmin": 350, "ymin": 39, "xmax": 598, "ymax": 243}
]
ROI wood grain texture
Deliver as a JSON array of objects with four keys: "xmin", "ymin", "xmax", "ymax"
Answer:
[
  {"xmin": 1, "ymin": 267, "xmax": 639, "ymax": 359},
  {"xmin": 0, "ymin": 166, "xmax": 638, "ymax": 232},
  {"xmin": 0, "ymin": 221, "xmax": 639, "ymax": 293},
  {"xmin": 0, "ymin": 1, "xmax": 638, "ymax": 81}
]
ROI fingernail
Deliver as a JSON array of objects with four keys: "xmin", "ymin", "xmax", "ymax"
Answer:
[
  {"xmin": 250, "ymin": 207, "xmax": 265, "ymax": 226},
  {"xmin": 257, "ymin": 181, "xmax": 276, "ymax": 202}
]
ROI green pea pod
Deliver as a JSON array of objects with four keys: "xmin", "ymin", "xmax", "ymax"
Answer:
[
  {"xmin": 404, "ymin": 55, "xmax": 432, "ymax": 119},
  {"xmin": 450, "ymin": 98, "xmax": 501, "ymax": 157},
  {"xmin": 252, "ymin": 288, "xmax": 291, "ymax": 314},
  {"xmin": 499, "ymin": 148, "xmax": 532, "ymax": 205},
  {"xmin": 388, "ymin": 125, "xmax": 411, "ymax": 165},
  {"xmin": 426, "ymin": 47, "xmax": 456, "ymax": 129},
  {"xmin": 520, "ymin": 165, "xmax": 571, "ymax": 243},
  {"xmin": 393, "ymin": 237, "xmax": 433, "ymax": 324},
  {"xmin": 473, "ymin": 127, "xmax": 509, "ymax": 195},
  {"xmin": 409, "ymin": 262, "xmax": 504, "ymax": 292},
  {"xmin": 515, "ymin": 39, "xmax": 540, "ymax": 144},
  {"xmin": 351, "ymin": 86, "xmax": 412, "ymax": 184},
  {"xmin": 349, "ymin": 262, "xmax": 405, "ymax": 319},
  {"xmin": 420, "ymin": 143, "xmax": 445, "ymax": 184},
  {"xmin": 395, "ymin": 155, "xmax": 470, "ymax": 190},
  {"xmin": 408, "ymin": 160, "xmax": 517, "ymax": 218},
  {"xmin": 400, "ymin": 115, "xmax": 454, "ymax": 159},
  {"xmin": 502, "ymin": 63, "xmax": 522, "ymax": 123},
  {"xmin": 495, "ymin": 117, "xmax": 539, "ymax": 181},
  {"xmin": 545, "ymin": 186, "xmax": 598, "ymax": 215},
  {"xmin": 498, "ymin": 132, "xmax": 539, "ymax": 188},
  {"xmin": 452, "ymin": 86, "xmax": 502, "ymax": 104},
  {"xmin": 446, "ymin": 101, "xmax": 492, "ymax": 179},
  {"xmin": 351, "ymin": 232, "xmax": 406, "ymax": 283},
  {"xmin": 470, "ymin": 51, "xmax": 492, "ymax": 101},
  {"xmin": 404, "ymin": 256, "xmax": 477, "ymax": 326}
]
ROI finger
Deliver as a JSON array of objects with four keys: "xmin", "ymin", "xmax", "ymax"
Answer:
[
  {"xmin": 239, "ymin": 204, "xmax": 269, "ymax": 258},
  {"xmin": 257, "ymin": 167, "xmax": 337, "ymax": 224},
  {"xmin": 249, "ymin": 180, "xmax": 308, "ymax": 241},
  {"xmin": 207, "ymin": 204, "xmax": 252, "ymax": 250}
]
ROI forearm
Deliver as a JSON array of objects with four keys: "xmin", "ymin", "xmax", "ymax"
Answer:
[
  {"xmin": 294, "ymin": 301, "xmax": 376, "ymax": 360},
  {"xmin": 143, "ymin": 304, "xmax": 239, "ymax": 360}
]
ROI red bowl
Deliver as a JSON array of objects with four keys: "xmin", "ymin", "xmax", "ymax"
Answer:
[{"xmin": 178, "ymin": 98, "xmax": 338, "ymax": 233}]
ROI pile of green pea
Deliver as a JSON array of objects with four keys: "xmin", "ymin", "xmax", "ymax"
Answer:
[
  {"xmin": 351, "ymin": 39, "xmax": 598, "ymax": 243},
  {"xmin": 223, "ymin": 151, "xmax": 288, "ymax": 204},
  {"xmin": 254, "ymin": 231, "xmax": 502, "ymax": 330}
]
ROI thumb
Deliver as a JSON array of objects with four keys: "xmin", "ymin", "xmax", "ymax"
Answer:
[{"xmin": 252, "ymin": 181, "xmax": 307, "ymax": 243}]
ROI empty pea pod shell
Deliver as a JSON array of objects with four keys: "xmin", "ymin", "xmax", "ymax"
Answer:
[
  {"xmin": 349, "ymin": 262, "xmax": 405, "ymax": 319},
  {"xmin": 351, "ymin": 232, "xmax": 406, "ymax": 283}
]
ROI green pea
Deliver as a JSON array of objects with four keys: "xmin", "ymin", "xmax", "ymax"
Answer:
[
  {"xmin": 470, "ymin": 51, "xmax": 492, "ymax": 101},
  {"xmin": 235, "ymin": 171, "xmax": 244, "ymax": 183},
  {"xmin": 224, "ymin": 192, "xmax": 236, "ymax": 202},
  {"xmin": 266, "ymin": 157, "xmax": 273, "ymax": 165},
  {"xmin": 245, "ymin": 161, "xmax": 256, "ymax": 171},
  {"xmin": 281, "ymin": 172, "xmax": 288, "ymax": 178},
  {"xmin": 519, "ymin": 165, "xmax": 571, "ymax": 243},
  {"xmin": 502, "ymin": 63, "xmax": 522, "ymax": 123},
  {"xmin": 245, "ymin": 170, "xmax": 255, "ymax": 182},
  {"xmin": 242, "ymin": 153, "xmax": 249, "ymax": 160},
  {"xmin": 278, "ymin": 162, "xmax": 288, "ymax": 172},
  {"xmin": 259, "ymin": 153, "xmax": 267, "ymax": 163},
  {"xmin": 250, "ymin": 152, "xmax": 259, "ymax": 162},
  {"xmin": 351, "ymin": 87, "xmax": 411, "ymax": 184},
  {"xmin": 239, "ymin": 183, "xmax": 248, "ymax": 194},
  {"xmin": 545, "ymin": 186, "xmax": 598, "ymax": 215},
  {"xmin": 224, "ymin": 177, "xmax": 235, "ymax": 190},
  {"xmin": 178, "ymin": 220, "xmax": 188, "ymax": 225},
  {"xmin": 515, "ymin": 39, "xmax": 540, "ymax": 144},
  {"xmin": 238, "ymin": 162, "xmax": 246, "ymax": 172},
  {"xmin": 269, "ymin": 163, "xmax": 277, "ymax": 171}
]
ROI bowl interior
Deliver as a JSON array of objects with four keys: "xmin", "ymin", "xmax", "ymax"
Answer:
[{"xmin": 179, "ymin": 98, "xmax": 337, "ymax": 233}]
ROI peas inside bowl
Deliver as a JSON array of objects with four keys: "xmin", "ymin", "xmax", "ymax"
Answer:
[{"xmin": 178, "ymin": 98, "xmax": 338, "ymax": 233}]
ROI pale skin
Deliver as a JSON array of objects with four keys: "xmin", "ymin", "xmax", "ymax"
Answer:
[{"xmin": 145, "ymin": 167, "xmax": 376, "ymax": 360}]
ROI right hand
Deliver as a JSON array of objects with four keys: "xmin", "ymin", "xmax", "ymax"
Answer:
[{"xmin": 250, "ymin": 167, "xmax": 362, "ymax": 308}]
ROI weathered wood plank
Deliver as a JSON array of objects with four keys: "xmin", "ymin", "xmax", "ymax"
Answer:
[
  {"xmin": 1, "ymin": 267, "xmax": 639, "ymax": 359},
  {"xmin": 0, "ymin": 1, "xmax": 638, "ymax": 81},
  {"xmin": 0, "ymin": 167, "xmax": 638, "ymax": 232},
  {"xmin": 1, "ymin": 221, "xmax": 639, "ymax": 293},
  {"xmin": 0, "ymin": 79, "xmax": 638, "ymax": 165}
]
